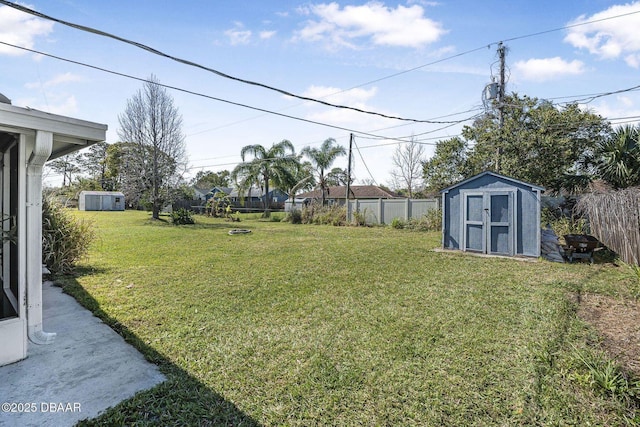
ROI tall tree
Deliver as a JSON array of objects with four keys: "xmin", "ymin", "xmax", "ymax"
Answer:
[
  {"xmin": 302, "ymin": 138, "xmax": 346, "ymax": 205},
  {"xmin": 190, "ymin": 170, "xmax": 231, "ymax": 189},
  {"xmin": 326, "ymin": 167, "xmax": 351, "ymax": 187},
  {"xmin": 390, "ymin": 137, "xmax": 426, "ymax": 197},
  {"xmin": 118, "ymin": 75, "xmax": 186, "ymax": 219},
  {"xmin": 462, "ymin": 94, "xmax": 610, "ymax": 188},
  {"xmin": 423, "ymin": 136, "xmax": 468, "ymax": 192},
  {"xmin": 231, "ymin": 140, "xmax": 298, "ymax": 217},
  {"xmin": 81, "ymin": 141, "xmax": 110, "ymax": 189},
  {"xmin": 47, "ymin": 153, "xmax": 81, "ymax": 186},
  {"xmin": 594, "ymin": 124, "xmax": 640, "ymax": 189}
]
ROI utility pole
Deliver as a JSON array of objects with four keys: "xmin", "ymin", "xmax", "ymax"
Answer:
[
  {"xmin": 495, "ymin": 42, "xmax": 506, "ymax": 173},
  {"xmin": 346, "ymin": 133, "xmax": 353, "ymax": 200},
  {"xmin": 345, "ymin": 133, "xmax": 354, "ymax": 222}
]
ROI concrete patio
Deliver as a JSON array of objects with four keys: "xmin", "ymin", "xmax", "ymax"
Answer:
[{"xmin": 0, "ymin": 280, "xmax": 165, "ymax": 427}]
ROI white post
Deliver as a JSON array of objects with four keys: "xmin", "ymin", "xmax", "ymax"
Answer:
[
  {"xmin": 26, "ymin": 130, "xmax": 55, "ymax": 344},
  {"xmin": 405, "ymin": 198, "xmax": 410, "ymax": 222}
]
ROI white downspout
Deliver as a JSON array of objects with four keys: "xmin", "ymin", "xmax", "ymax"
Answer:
[{"xmin": 26, "ymin": 130, "xmax": 55, "ymax": 344}]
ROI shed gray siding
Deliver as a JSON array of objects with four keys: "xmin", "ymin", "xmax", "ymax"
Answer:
[
  {"xmin": 441, "ymin": 172, "xmax": 543, "ymax": 258},
  {"xmin": 78, "ymin": 191, "xmax": 125, "ymax": 211}
]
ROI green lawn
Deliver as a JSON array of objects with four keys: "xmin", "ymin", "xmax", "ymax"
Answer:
[{"xmin": 60, "ymin": 210, "xmax": 637, "ymax": 426}]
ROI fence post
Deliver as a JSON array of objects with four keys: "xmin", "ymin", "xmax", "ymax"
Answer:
[{"xmin": 405, "ymin": 198, "xmax": 410, "ymax": 221}]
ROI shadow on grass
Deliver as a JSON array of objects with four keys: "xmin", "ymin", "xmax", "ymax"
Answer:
[{"xmin": 57, "ymin": 273, "xmax": 262, "ymax": 427}]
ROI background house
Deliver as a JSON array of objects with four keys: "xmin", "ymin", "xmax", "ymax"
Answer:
[
  {"xmin": 294, "ymin": 185, "xmax": 399, "ymax": 207},
  {"xmin": 228, "ymin": 186, "xmax": 288, "ymax": 211},
  {"xmin": 441, "ymin": 171, "xmax": 543, "ymax": 258},
  {"xmin": 193, "ymin": 186, "xmax": 232, "ymax": 203},
  {"xmin": 0, "ymin": 96, "xmax": 107, "ymax": 366}
]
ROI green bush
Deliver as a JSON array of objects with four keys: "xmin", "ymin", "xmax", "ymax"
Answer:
[
  {"xmin": 301, "ymin": 203, "xmax": 346, "ymax": 226},
  {"xmin": 542, "ymin": 207, "xmax": 589, "ymax": 238},
  {"xmin": 404, "ymin": 209, "xmax": 442, "ymax": 232},
  {"xmin": 573, "ymin": 346, "xmax": 640, "ymax": 411},
  {"xmin": 42, "ymin": 198, "xmax": 96, "ymax": 274},
  {"xmin": 170, "ymin": 208, "xmax": 195, "ymax": 225},
  {"xmin": 283, "ymin": 209, "xmax": 302, "ymax": 224},
  {"xmin": 350, "ymin": 209, "xmax": 367, "ymax": 226},
  {"xmin": 390, "ymin": 217, "xmax": 405, "ymax": 229}
]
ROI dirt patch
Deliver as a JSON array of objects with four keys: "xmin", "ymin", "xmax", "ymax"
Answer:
[{"xmin": 577, "ymin": 293, "xmax": 640, "ymax": 376}]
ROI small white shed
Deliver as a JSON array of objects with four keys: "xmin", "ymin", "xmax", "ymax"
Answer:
[{"xmin": 78, "ymin": 191, "xmax": 125, "ymax": 211}]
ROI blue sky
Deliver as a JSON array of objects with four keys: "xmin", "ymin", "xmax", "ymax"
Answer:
[{"xmin": 1, "ymin": 0, "xmax": 640, "ymax": 187}]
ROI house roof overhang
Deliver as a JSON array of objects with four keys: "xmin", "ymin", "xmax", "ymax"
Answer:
[{"xmin": 0, "ymin": 103, "xmax": 107, "ymax": 159}]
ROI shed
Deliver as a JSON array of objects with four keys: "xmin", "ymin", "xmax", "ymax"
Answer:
[
  {"xmin": 441, "ymin": 171, "xmax": 544, "ymax": 257},
  {"xmin": 78, "ymin": 191, "xmax": 125, "ymax": 211}
]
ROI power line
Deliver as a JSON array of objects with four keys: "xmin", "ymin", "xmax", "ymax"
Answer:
[
  {"xmin": 1, "ymin": 41, "xmax": 479, "ymax": 142},
  {"xmin": 6, "ymin": 1, "xmax": 638, "ymax": 135},
  {"xmin": 11, "ymin": 0, "xmax": 636, "ymax": 125},
  {"xmin": 352, "ymin": 137, "xmax": 378, "ymax": 186},
  {"xmin": 501, "ymin": 8, "xmax": 640, "ymax": 45},
  {"xmin": 0, "ymin": 0, "xmax": 464, "ymax": 125}
]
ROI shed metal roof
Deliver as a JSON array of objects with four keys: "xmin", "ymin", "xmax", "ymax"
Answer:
[
  {"xmin": 79, "ymin": 191, "xmax": 124, "ymax": 197},
  {"xmin": 440, "ymin": 171, "xmax": 544, "ymax": 193}
]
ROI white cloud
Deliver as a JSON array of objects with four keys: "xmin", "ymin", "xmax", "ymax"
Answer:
[
  {"xmin": 259, "ymin": 30, "xmax": 276, "ymax": 40},
  {"xmin": 225, "ymin": 23, "xmax": 252, "ymax": 45},
  {"xmin": 0, "ymin": 4, "xmax": 54, "ymax": 56},
  {"xmin": 513, "ymin": 57, "xmax": 585, "ymax": 81},
  {"xmin": 591, "ymin": 96, "xmax": 640, "ymax": 126},
  {"xmin": 564, "ymin": 2, "xmax": 640, "ymax": 68},
  {"xmin": 295, "ymin": 2, "xmax": 446, "ymax": 49},
  {"xmin": 617, "ymin": 95, "xmax": 634, "ymax": 108},
  {"xmin": 301, "ymin": 85, "xmax": 378, "ymax": 105},
  {"xmin": 25, "ymin": 72, "xmax": 85, "ymax": 89},
  {"xmin": 299, "ymin": 84, "xmax": 390, "ymax": 127}
]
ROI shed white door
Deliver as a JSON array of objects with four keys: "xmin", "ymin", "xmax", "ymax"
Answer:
[{"xmin": 462, "ymin": 191, "xmax": 515, "ymax": 256}]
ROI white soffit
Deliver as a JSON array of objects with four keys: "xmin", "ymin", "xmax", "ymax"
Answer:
[{"xmin": 0, "ymin": 103, "xmax": 107, "ymax": 159}]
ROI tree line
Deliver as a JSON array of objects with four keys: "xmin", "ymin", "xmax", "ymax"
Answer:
[
  {"xmin": 423, "ymin": 93, "xmax": 640, "ymax": 193},
  {"xmin": 47, "ymin": 78, "xmax": 639, "ymax": 219}
]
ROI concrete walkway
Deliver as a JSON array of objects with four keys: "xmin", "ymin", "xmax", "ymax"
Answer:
[{"xmin": 0, "ymin": 281, "xmax": 165, "ymax": 427}]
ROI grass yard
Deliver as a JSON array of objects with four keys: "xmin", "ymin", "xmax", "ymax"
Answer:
[{"xmin": 59, "ymin": 210, "xmax": 638, "ymax": 426}]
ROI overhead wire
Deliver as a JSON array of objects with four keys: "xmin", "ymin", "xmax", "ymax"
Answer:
[
  {"xmin": 5, "ymin": 0, "xmax": 639, "ymax": 125},
  {"xmin": 0, "ymin": 0, "xmax": 463, "ymax": 124},
  {"xmin": 352, "ymin": 137, "xmax": 378, "ymax": 186},
  {"xmin": 5, "ymin": 2, "xmax": 639, "ymax": 127},
  {"xmin": 0, "ymin": 38, "xmax": 475, "ymax": 176},
  {"xmin": 13, "ymin": 1, "xmax": 640, "ymax": 182},
  {"xmin": 0, "ymin": 41, "xmax": 482, "ymax": 143}
]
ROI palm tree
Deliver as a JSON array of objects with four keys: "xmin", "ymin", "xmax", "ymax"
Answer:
[
  {"xmin": 231, "ymin": 140, "xmax": 299, "ymax": 217},
  {"xmin": 302, "ymin": 138, "xmax": 346, "ymax": 206},
  {"xmin": 595, "ymin": 125, "xmax": 640, "ymax": 189}
]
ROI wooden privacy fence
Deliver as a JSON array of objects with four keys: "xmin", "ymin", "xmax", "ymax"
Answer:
[
  {"xmin": 577, "ymin": 187, "xmax": 640, "ymax": 265},
  {"xmin": 347, "ymin": 198, "xmax": 439, "ymax": 225}
]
